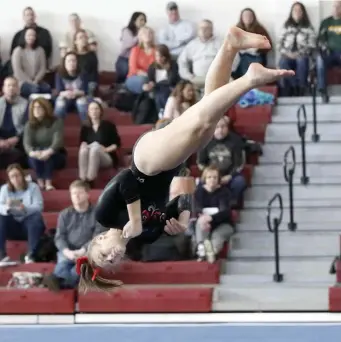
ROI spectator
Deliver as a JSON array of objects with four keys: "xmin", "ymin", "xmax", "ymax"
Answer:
[
  {"xmin": 158, "ymin": 2, "xmax": 196, "ymax": 58},
  {"xmin": 234, "ymin": 8, "xmax": 271, "ymax": 78},
  {"xmin": 73, "ymin": 29, "xmax": 99, "ymax": 96},
  {"xmin": 163, "ymin": 80, "xmax": 196, "ymax": 120},
  {"xmin": 11, "ymin": 28, "xmax": 51, "ymax": 99},
  {"xmin": 61, "ymin": 13, "xmax": 96, "ymax": 52},
  {"xmin": 10, "ymin": 7, "xmax": 53, "ymax": 64},
  {"xmin": 178, "ymin": 20, "xmax": 231, "ymax": 94},
  {"xmin": 24, "ymin": 98, "xmax": 66, "ymax": 191},
  {"xmin": 278, "ymin": 2, "xmax": 316, "ymax": 97},
  {"xmin": 0, "ymin": 163, "xmax": 45, "ymax": 264},
  {"xmin": 0, "ymin": 77, "xmax": 28, "ymax": 169},
  {"xmin": 194, "ymin": 165, "xmax": 234, "ymax": 263},
  {"xmin": 54, "ymin": 52, "xmax": 89, "ymax": 121},
  {"xmin": 115, "ymin": 12, "xmax": 147, "ymax": 83},
  {"xmin": 43, "ymin": 180, "xmax": 104, "ymax": 291},
  {"xmin": 143, "ymin": 44, "xmax": 181, "ymax": 112},
  {"xmin": 125, "ymin": 26, "xmax": 156, "ymax": 94},
  {"xmin": 317, "ymin": 0, "xmax": 341, "ymax": 102},
  {"xmin": 197, "ymin": 117, "xmax": 247, "ymax": 204},
  {"xmin": 78, "ymin": 100, "xmax": 121, "ymax": 186}
]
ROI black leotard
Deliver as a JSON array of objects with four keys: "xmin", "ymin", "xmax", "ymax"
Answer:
[{"xmin": 95, "ymin": 157, "xmax": 190, "ymax": 245}]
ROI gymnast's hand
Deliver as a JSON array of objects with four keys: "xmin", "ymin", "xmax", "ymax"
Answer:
[
  {"xmin": 122, "ymin": 220, "xmax": 143, "ymax": 239},
  {"xmin": 164, "ymin": 218, "xmax": 187, "ymax": 235}
]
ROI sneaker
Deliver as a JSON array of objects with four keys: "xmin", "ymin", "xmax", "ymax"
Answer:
[
  {"xmin": 196, "ymin": 242, "xmax": 206, "ymax": 262},
  {"xmin": 0, "ymin": 256, "xmax": 18, "ymax": 267},
  {"xmin": 203, "ymin": 239, "xmax": 216, "ymax": 264},
  {"xmin": 24, "ymin": 255, "xmax": 34, "ymax": 264},
  {"xmin": 42, "ymin": 274, "xmax": 61, "ymax": 292}
]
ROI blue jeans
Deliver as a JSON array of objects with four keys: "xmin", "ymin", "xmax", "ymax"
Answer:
[
  {"xmin": 20, "ymin": 82, "xmax": 51, "ymax": 99},
  {"xmin": 115, "ymin": 56, "xmax": 129, "ymax": 83},
  {"xmin": 53, "ymin": 252, "xmax": 79, "ymax": 289},
  {"xmin": 0, "ymin": 212, "xmax": 45, "ymax": 257},
  {"xmin": 233, "ymin": 53, "xmax": 264, "ymax": 79},
  {"xmin": 28, "ymin": 151, "xmax": 66, "ymax": 180},
  {"xmin": 317, "ymin": 51, "xmax": 341, "ymax": 90},
  {"xmin": 279, "ymin": 56, "xmax": 309, "ymax": 90},
  {"xmin": 54, "ymin": 96, "xmax": 88, "ymax": 121},
  {"xmin": 88, "ymin": 82, "xmax": 98, "ymax": 97},
  {"xmin": 228, "ymin": 173, "xmax": 247, "ymax": 203},
  {"xmin": 125, "ymin": 75, "xmax": 148, "ymax": 94},
  {"xmin": 154, "ymin": 83, "xmax": 172, "ymax": 112}
]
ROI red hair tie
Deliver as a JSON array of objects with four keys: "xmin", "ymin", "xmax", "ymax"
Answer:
[{"xmin": 76, "ymin": 256, "xmax": 100, "ymax": 281}]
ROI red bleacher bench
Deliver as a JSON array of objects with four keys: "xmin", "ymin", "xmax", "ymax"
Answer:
[
  {"xmin": 234, "ymin": 123, "xmax": 266, "ymax": 143},
  {"xmin": 113, "ymin": 261, "xmax": 220, "ymax": 284},
  {"xmin": 78, "ymin": 287, "xmax": 213, "ymax": 313},
  {"xmin": 0, "ymin": 288, "xmax": 75, "ymax": 314},
  {"xmin": 0, "ymin": 262, "xmax": 55, "ymax": 286},
  {"xmin": 235, "ymin": 104, "xmax": 272, "ymax": 125},
  {"xmin": 327, "ymin": 67, "xmax": 341, "ymax": 85},
  {"xmin": 329, "ymin": 286, "xmax": 341, "ymax": 311}
]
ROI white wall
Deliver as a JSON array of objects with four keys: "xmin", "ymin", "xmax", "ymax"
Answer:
[{"xmin": 0, "ymin": 0, "xmax": 334, "ymax": 70}]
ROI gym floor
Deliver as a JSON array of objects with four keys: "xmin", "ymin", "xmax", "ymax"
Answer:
[{"xmin": 1, "ymin": 323, "xmax": 341, "ymax": 342}]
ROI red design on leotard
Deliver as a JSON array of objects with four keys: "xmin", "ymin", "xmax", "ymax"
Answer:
[{"xmin": 142, "ymin": 204, "xmax": 166, "ymax": 223}]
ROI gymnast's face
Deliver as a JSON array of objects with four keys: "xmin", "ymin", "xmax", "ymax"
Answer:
[{"xmin": 92, "ymin": 229, "xmax": 126, "ymax": 268}]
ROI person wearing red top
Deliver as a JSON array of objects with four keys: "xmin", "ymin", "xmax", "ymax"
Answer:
[{"xmin": 125, "ymin": 26, "xmax": 156, "ymax": 94}]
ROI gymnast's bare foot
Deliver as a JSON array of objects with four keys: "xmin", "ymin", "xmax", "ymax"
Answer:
[
  {"xmin": 246, "ymin": 63, "xmax": 295, "ymax": 87},
  {"xmin": 226, "ymin": 26, "xmax": 271, "ymax": 50},
  {"xmin": 122, "ymin": 220, "xmax": 142, "ymax": 239}
]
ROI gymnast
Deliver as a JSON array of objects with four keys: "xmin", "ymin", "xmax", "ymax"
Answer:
[{"xmin": 76, "ymin": 26, "xmax": 294, "ymax": 292}]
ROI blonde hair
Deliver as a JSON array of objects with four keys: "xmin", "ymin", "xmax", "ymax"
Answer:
[
  {"xmin": 200, "ymin": 165, "xmax": 221, "ymax": 184},
  {"xmin": 77, "ymin": 238, "xmax": 123, "ymax": 293},
  {"xmin": 138, "ymin": 26, "xmax": 155, "ymax": 48}
]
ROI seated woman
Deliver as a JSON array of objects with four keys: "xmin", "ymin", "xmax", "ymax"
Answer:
[
  {"xmin": 78, "ymin": 100, "xmax": 121, "ymax": 186},
  {"xmin": 24, "ymin": 98, "xmax": 66, "ymax": 191},
  {"xmin": 143, "ymin": 44, "xmax": 181, "ymax": 112},
  {"xmin": 278, "ymin": 2, "xmax": 316, "ymax": 96},
  {"xmin": 234, "ymin": 8, "xmax": 271, "ymax": 78},
  {"xmin": 115, "ymin": 12, "xmax": 147, "ymax": 83},
  {"xmin": 125, "ymin": 26, "xmax": 156, "ymax": 94},
  {"xmin": 163, "ymin": 80, "xmax": 196, "ymax": 120},
  {"xmin": 73, "ymin": 29, "xmax": 99, "ymax": 96},
  {"xmin": 194, "ymin": 165, "xmax": 235, "ymax": 264},
  {"xmin": 54, "ymin": 52, "xmax": 89, "ymax": 121},
  {"xmin": 73, "ymin": 27, "xmax": 293, "ymax": 292},
  {"xmin": 11, "ymin": 27, "xmax": 51, "ymax": 99},
  {"xmin": 0, "ymin": 163, "xmax": 45, "ymax": 264}
]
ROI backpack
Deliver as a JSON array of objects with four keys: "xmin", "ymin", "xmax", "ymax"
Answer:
[
  {"xmin": 132, "ymin": 92, "xmax": 158, "ymax": 125},
  {"xmin": 7, "ymin": 272, "xmax": 44, "ymax": 289},
  {"xmin": 109, "ymin": 87, "xmax": 138, "ymax": 112},
  {"xmin": 31, "ymin": 229, "xmax": 58, "ymax": 263}
]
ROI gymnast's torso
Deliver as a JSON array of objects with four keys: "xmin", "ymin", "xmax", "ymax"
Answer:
[{"xmin": 95, "ymin": 160, "xmax": 183, "ymax": 244}]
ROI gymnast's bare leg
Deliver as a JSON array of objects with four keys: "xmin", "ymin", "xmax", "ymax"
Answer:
[{"xmin": 134, "ymin": 27, "xmax": 294, "ymax": 175}]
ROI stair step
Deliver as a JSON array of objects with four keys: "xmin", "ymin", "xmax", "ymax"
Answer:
[
  {"xmin": 223, "ymin": 259, "xmax": 333, "ymax": 276},
  {"xmin": 245, "ymin": 184, "xmax": 341, "ymax": 201},
  {"xmin": 272, "ymin": 103, "xmax": 341, "ymax": 123},
  {"xmin": 265, "ymin": 124, "xmax": 341, "ymax": 143},
  {"xmin": 213, "ymin": 286, "xmax": 329, "ymax": 311},
  {"xmin": 244, "ymin": 199, "xmax": 341, "ymax": 209}
]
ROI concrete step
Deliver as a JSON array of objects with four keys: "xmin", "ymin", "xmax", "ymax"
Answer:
[
  {"xmin": 272, "ymin": 103, "xmax": 341, "ymax": 123},
  {"xmin": 219, "ymin": 273, "xmax": 334, "ymax": 285},
  {"xmin": 223, "ymin": 258, "xmax": 333, "ymax": 276},
  {"xmin": 236, "ymin": 221, "xmax": 341, "ymax": 232},
  {"xmin": 265, "ymin": 123, "xmax": 341, "ymax": 143},
  {"xmin": 254, "ymin": 163, "xmax": 341, "ymax": 179},
  {"xmin": 212, "ymin": 286, "xmax": 329, "ymax": 311},
  {"xmin": 244, "ymin": 198, "xmax": 341, "ymax": 209},
  {"xmin": 230, "ymin": 231, "xmax": 339, "ymax": 253},
  {"xmin": 260, "ymin": 142, "xmax": 341, "ymax": 163},
  {"xmin": 245, "ymin": 184, "xmax": 341, "ymax": 201},
  {"xmin": 240, "ymin": 207, "xmax": 341, "ymax": 224}
]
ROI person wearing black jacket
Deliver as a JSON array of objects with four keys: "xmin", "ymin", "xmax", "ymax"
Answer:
[
  {"xmin": 10, "ymin": 7, "xmax": 53, "ymax": 63},
  {"xmin": 78, "ymin": 100, "xmax": 121, "ymax": 186},
  {"xmin": 197, "ymin": 116, "xmax": 247, "ymax": 203},
  {"xmin": 142, "ymin": 44, "xmax": 181, "ymax": 111},
  {"xmin": 194, "ymin": 165, "xmax": 235, "ymax": 263}
]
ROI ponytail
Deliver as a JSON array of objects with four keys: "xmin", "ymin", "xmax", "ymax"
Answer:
[{"xmin": 76, "ymin": 256, "xmax": 123, "ymax": 293}]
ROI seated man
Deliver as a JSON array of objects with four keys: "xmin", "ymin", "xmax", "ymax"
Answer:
[
  {"xmin": 43, "ymin": 180, "xmax": 104, "ymax": 291},
  {"xmin": 178, "ymin": 20, "xmax": 240, "ymax": 95},
  {"xmin": 0, "ymin": 77, "xmax": 28, "ymax": 169},
  {"xmin": 197, "ymin": 117, "xmax": 247, "ymax": 205}
]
